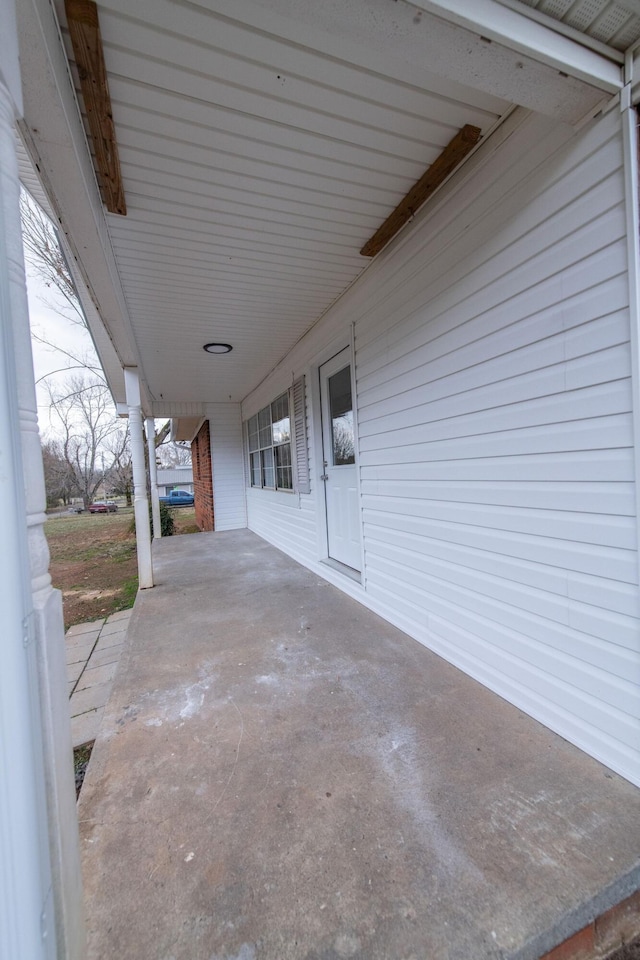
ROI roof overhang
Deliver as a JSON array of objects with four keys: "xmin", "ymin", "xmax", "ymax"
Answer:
[
  {"xmin": 14, "ymin": 0, "xmax": 630, "ymax": 411},
  {"xmin": 171, "ymin": 417, "xmax": 205, "ymax": 444}
]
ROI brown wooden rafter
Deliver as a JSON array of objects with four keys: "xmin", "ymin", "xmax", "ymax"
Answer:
[
  {"xmin": 360, "ymin": 124, "xmax": 481, "ymax": 258},
  {"xmin": 65, "ymin": 0, "xmax": 126, "ymax": 215}
]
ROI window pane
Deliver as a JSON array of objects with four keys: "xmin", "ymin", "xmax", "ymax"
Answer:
[
  {"xmin": 261, "ymin": 447, "xmax": 274, "ymax": 488},
  {"xmin": 272, "ymin": 416, "xmax": 290, "ymax": 445},
  {"xmin": 275, "ymin": 443, "xmax": 292, "ymax": 490},
  {"xmin": 258, "ymin": 406, "xmax": 271, "ymax": 448},
  {"xmin": 271, "ymin": 392, "xmax": 288, "ymax": 423},
  {"xmin": 248, "ymin": 415, "xmax": 259, "ymax": 452},
  {"xmin": 328, "ymin": 365, "xmax": 355, "ymax": 465},
  {"xmin": 250, "ymin": 451, "xmax": 261, "ymax": 486}
]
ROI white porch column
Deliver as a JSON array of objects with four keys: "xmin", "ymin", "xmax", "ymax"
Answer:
[
  {"xmin": 1, "ymin": 3, "xmax": 84, "ymax": 958},
  {"xmin": 125, "ymin": 367, "xmax": 153, "ymax": 587},
  {"xmin": 146, "ymin": 416, "xmax": 161, "ymax": 539}
]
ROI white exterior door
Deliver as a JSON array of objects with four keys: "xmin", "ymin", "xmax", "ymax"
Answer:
[{"xmin": 320, "ymin": 349, "xmax": 361, "ymax": 571}]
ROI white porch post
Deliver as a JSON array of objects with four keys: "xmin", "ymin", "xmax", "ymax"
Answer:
[
  {"xmin": 1, "ymin": 3, "xmax": 84, "ymax": 958},
  {"xmin": 125, "ymin": 367, "xmax": 153, "ymax": 587},
  {"xmin": 146, "ymin": 416, "xmax": 161, "ymax": 539}
]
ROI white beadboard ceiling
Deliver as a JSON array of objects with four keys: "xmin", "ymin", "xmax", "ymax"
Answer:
[{"xmin": 42, "ymin": 0, "xmax": 631, "ymax": 407}]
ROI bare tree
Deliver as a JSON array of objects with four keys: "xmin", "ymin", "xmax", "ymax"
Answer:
[
  {"xmin": 45, "ymin": 374, "xmax": 128, "ymax": 509},
  {"xmin": 105, "ymin": 427, "xmax": 133, "ymax": 505},
  {"xmin": 21, "ymin": 187, "xmax": 105, "ymax": 384},
  {"xmin": 22, "ymin": 190, "xmax": 172, "ymax": 504},
  {"xmin": 41, "ymin": 439, "xmax": 76, "ymax": 507},
  {"xmin": 20, "ymin": 188, "xmax": 83, "ymax": 325},
  {"xmin": 156, "ymin": 438, "xmax": 192, "ymax": 467}
]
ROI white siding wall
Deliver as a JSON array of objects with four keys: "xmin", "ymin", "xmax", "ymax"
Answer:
[
  {"xmin": 243, "ymin": 108, "xmax": 640, "ymax": 786},
  {"xmin": 207, "ymin": 403, "xmax": 247, "ymax": 530}
]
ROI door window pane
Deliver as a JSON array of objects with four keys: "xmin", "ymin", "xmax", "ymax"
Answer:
[{"xmin": 328, "ymin": 365, "xmax": 355, "ymax": 465}]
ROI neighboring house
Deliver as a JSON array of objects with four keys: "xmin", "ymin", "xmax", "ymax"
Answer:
[
  {"xmin": 3, "ymin": 1, "xmax": 640, "ymax": 956},
  {"xmin": 156, "ymin": 466, "xmax": 194, "ymax": 498}
]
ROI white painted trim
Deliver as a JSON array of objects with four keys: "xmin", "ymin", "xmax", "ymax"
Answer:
[
  {"xmin": 1, "ymin": 32, "xmax": 85, "ymax": 953},
  {"xmin": 410, "ymin": 0, "xmax": 623, "ymax": 92},
  {"xmin": 125, "ymin": 368, "xmax": 153, "ymax": 587},
  {"xmin": 15, "ymin": 0, "xmax": 141, "ymax": 391},
  {"xmin": 495, "ymin": 0, "xmax": 626, "ymax": 64},
  {"xmin": 309, "ymin": 339, "xmax": 352, "ymax": 564},
  {"xmin": 318, "ymin": 345, "xmax": 362, "ymax": 573},
  {"xmin": 350, "ymin": 322, "xmax": 366, "ymax": 587},
  {"xmin": 631, "ymin": 47, "xmax": 640, "ymax": 104},
  {"xmin": 0, "ymin": 72, "xmax": 52, "ymax": 960},
  {"xmin": 0, "ymin": 0, "xmax": 22, "ymax": 113},
  {"xmin": 146, "ymin": 417, "xmax": 161, "ymax": 539},
  {"xmin": 621, "ymin": 68, "xmax": 640, "ymax": 569}
]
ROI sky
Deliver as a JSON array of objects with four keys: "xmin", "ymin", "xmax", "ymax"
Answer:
[
  {"xmin": 24, "ymin": 266, "xmax": 99, "ymax": 438},
  {"xmin": 24, "ymin": 263, "xmax": 182, "ymax": 462}
]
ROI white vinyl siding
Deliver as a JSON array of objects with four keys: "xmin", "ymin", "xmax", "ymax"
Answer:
[
  {"xmin": 243, "ymin": 108, "xmax": 640, "ymax": 786},
  {"xmin": 208, "ymin": 404, "xmax": 247, "ymax": 531}
]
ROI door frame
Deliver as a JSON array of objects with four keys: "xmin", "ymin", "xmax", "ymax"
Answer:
[{"xmin": 310, "ymin": 331, "xmax": 365, "ymax": 582}]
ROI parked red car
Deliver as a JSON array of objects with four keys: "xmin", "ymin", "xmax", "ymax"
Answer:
[{"xmin": 89, "ymin": 501, "xmax": 118, "ymax": 514}]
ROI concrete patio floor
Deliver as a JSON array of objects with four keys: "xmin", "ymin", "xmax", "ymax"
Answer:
[{"xmin": 78, "ymin": 530, "xmax": 640, "ymax": 960}]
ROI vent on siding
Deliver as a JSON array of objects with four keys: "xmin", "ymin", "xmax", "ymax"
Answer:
[{"xmin": 292, "ymin": 376, "xmax": 310, "ymax": 495}]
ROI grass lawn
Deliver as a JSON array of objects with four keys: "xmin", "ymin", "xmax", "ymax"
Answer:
[{"xmin": 46, "ymin": 505, "xmax": 199, "ymax": 628}]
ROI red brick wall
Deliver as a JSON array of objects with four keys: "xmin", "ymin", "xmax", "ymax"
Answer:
[
  {"xmin": 539, "ymin": 890, "xmax": 640, "ymax": 959},
  {"xmin": 191, "ymin": 420, "xmax": 214, "ymax": 532}
]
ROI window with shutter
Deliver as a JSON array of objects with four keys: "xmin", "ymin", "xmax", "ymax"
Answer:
[
  {"xmin": 246, "ymin": 391, "xmax": 293, "ymax": 491},
  {"xmin": 243, "ymin": 379, "xmax": 309, "ymax": 494}
]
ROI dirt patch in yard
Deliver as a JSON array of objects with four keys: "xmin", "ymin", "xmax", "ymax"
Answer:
[
  {"xmin": 46, "ymin": 509, "xmax": 138, "ymax": 629},
  {"xmin": 46, "ymin": 506, "xmax": 201, "ymax": 628}
]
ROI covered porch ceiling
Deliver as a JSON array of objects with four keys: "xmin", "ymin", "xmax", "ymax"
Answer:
[{"xmin": 16, "ymin": 0, "xmax": 639, "ymax": 412}]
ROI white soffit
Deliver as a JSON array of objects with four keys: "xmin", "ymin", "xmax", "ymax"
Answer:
[
  {"xmin": 44, "ymin": 0, "xmax": 621, "ymax": 404},
  {"xmin": 172, "ymin": 417, "xmax": 205, "ymax": 443},
  {"xmin": 512, "ymin": 0, "xmax": 640, "ymax": 52}
]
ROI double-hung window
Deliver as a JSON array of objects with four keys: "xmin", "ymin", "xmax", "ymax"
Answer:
[{"xmin": 247, "ymin": 392, "xmax": 293, "ymax": 491}]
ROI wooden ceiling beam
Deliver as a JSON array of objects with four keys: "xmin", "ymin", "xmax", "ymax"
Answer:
[
  {"xmin": 65, "ymin": 0, "xmax": 126, "ymax": 215},
  {"xmin": 360, "ymin": 123, "xmax": 481, "ymax": 258}
]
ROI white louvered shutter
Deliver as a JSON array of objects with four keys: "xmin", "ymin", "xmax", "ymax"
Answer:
[{"xmin": 292, "ymin": 376, "xmax": 310, "ymax": 494}]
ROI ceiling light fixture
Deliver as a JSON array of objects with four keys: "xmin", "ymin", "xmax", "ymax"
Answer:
[{"xmin": 203, "ymin": 342, "xmax": 233, "ymax": 354}]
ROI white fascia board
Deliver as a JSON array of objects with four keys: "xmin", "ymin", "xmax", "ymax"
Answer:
[
  {"xmin": 631, "ymin": 47, "xmax": 640, "ymax": 103},
  {"xmin": 410, "ymin": 0, "xmax": 623, "ymax": 93},
  {"xmin": 0, "ymin": 0, "xmax": 22, "ymax": 113},
  {"xmin": 16, "ymin": 0, "xmax": 141, "ymax": 394}
]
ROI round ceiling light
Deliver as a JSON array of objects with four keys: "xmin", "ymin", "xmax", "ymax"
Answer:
[{"xmin": 203, "ymin": 342, "xmax": 233, "ymax": 354}]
